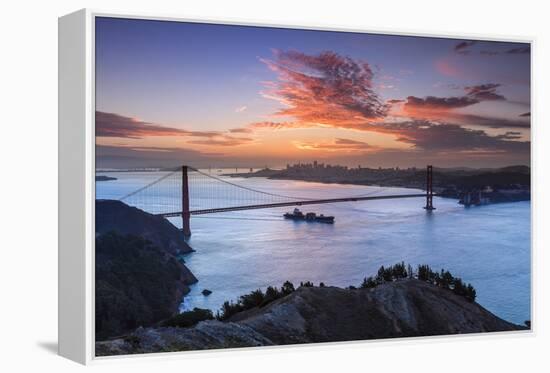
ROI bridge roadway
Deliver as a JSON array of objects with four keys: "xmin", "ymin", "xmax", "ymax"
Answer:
[{"xmin": 158, "ymin": 193, "xmax": 437, "ymax": 217}]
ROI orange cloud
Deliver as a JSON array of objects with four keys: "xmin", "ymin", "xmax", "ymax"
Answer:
[
  {"xmin": 229, "ymin": 127, "xmax": 253, "ymax": 134},
  {"xmin": 294, "ymin": 138, "xmax": 378, "ymax": 152},
  {"xmin": 187, "ymin": 136, "xmax": 254, "ymax": 147},
  {"xmin": 260, "ymin": 50, "xmax": 388, "ymax": 129},
  {"xmin": 248, "ymin": 121, "xmax": 316, "ymax": 130}
]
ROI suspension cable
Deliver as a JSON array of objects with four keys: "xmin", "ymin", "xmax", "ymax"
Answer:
[
  {"xmin": 119, "ymin": 169, "xmax": 179, "ymax": 201},
  {"xmin": 189, "ymin": 167, "xmax": 316, "ymax": 201}
]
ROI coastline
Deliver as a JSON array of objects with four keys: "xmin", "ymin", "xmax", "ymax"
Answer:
[
  {"xmin": 95, "ymin": 174, "xmax": 530, "ymax": 342},
  {"xmin": 97, "ymin": 279, "xmax": 526, "ymax": 356},
  {"xmin": 224, "ymin": 169, "xmax": 531, "ymax": 205}
]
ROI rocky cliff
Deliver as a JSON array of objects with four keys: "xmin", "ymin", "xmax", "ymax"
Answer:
[
  {"xmin": 95, "ymin": 200, "xmax": 197, "ymax": 340},
  {"xmin": 96, "ymin": 199, "xmax": 193, "ymax": 255},
  {"xmin": 95, "ymin": 232, "xmax": 198, "ymax": 340},
  {"xmin": 96, "ymin": 279, "xmax": 523, "ymax": 355}
]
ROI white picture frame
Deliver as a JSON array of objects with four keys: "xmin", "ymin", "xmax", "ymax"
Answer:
[{"xmin": 58, "ymin": 9, "xmax": 533, "ymax": 365}]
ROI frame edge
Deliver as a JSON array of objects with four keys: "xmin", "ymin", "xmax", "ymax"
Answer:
[{"xmin": 58, "ymin": 8, "xmax": 92, "ymax": 365}]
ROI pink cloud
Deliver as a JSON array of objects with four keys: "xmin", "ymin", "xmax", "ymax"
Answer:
[
  {"xmin": 435, "ymin": 59, "xmax": 460, "ymax": 77},
  {"xmin": 260, "ymin": 50, "xmax": 388, "ymax": 128}
]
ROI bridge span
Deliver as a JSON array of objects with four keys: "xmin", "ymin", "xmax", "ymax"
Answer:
[
  {"xmin": 160, "ymin": 193, "xmax": 431, "ymax": 217},
  {"xmin": 119, "ymin": 165, "xmax": 436, "ymax": 237}
]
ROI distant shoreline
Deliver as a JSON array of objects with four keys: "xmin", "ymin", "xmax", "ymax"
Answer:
[
  {"xmin": 224, "ymin": 165, "xmax": 531, "ymax": 205},
  {"xmin": 95, "ymin": 175, "xmax": 117, "ymax": 181}
]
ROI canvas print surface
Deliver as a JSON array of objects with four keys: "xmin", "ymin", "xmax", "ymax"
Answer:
[{"xmin": 94, "ymin": 16, "xmax": 531, "ymax": 356}]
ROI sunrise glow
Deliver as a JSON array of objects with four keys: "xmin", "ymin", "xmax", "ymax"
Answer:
[{"xmin": 95, "ymin": 18, "xmax": 530, "ymax": 169}]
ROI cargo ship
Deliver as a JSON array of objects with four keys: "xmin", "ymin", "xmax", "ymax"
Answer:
[{"xmin": 283, "ymin": 208, "xmax": 334, "ymax": 224}]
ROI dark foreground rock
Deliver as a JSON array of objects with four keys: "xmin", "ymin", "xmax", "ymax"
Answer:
[
  {"xmin": 95, "ymin": 200, "xmax": 198, "ymax": 340},
  {"xmin": 96, "ymin": 199, "xmax": 193, "ymax": 255},
  {"xmin": 96, "ymin": 280, "xmax": 524, "ymax": 355},
  {"xmin": 95, "ymin": 232, "xmax": 197, "ymax": 340}
]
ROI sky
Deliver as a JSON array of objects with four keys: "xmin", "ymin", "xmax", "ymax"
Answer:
[{"xmin": 95, "ymin": 17, "xmax": 531, "ymax": 169}]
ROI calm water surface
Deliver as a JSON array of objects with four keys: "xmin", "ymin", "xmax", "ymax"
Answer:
[{"xmin": 96, "ymin": 171, "xmax": 531, "ymax": 325}]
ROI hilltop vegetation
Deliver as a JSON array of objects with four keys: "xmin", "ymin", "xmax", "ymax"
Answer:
[
  {"xmin": 160, "ymin": 263, "xmax": 478, "ymax": 329},
  {"xmin": 96, "ymin": 275, "xmax": 523, "ymax": 355},
  {"xmin": 359, "ymin": 262, "xmax": 477, "ymax": 302}
]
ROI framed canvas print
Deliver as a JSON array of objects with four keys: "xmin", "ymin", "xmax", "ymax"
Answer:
[{"xmin": 58, "ymin": 9, "xmax": 532, "ymax": 364}]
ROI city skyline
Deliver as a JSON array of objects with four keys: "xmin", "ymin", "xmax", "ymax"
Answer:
[{"xmin": 95, "ymin": 17, "xmax": 530, "ymax": 169}]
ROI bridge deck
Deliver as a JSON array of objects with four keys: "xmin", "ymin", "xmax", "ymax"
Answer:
[{"xmin": 158, "ymin": 193, "xmax": 434, "ymax": 217}]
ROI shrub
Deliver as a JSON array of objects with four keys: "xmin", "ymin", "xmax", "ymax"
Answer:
[
  {"xmin": 217, "ymin": 300, "xmax": 243, "ymax": 321},
  {"xmin": 375, "ymin": 262, "xmax": 408, "ymax": 283},
  {"xmin": 160, "ymin": 308, "xmax": 214, "ymax": 328},
  {"xmin": 123, "ymin": 335, "xmax": 141, "ymax": 348},
  {"xmin": 465, "ymin": 284, "xmax": 477, "ymax": 302},
  {"xmin": 216, "ymin": 262, "xmax": 478, "ymax": 323},
  {"xmin": 439, "ymin": 270, "xmax": 454, "ymax": 289},
  {"xmin": 417, "ymin": 264, "xmax": 433, "ymax": 282},
  {"xmin": 282, "ymin": 281, "xmax": 295, "ymax": 295},
  {"xmin": 360, "ymin": 276, "xmax": 377, "ymax": 289},
  {"xmin": 240, "ymin": 289, "xmax": 265, "ymax": 309},
  {"xmin": 262, "ymin": 286, "xmax": 281, "ymax": 306},
  {"xmin": 217, "ymin": 281, "xmax": 297, "ymax": 320},
  {"xmin": 359, "ymin": 262, "xmax": 477, "ymax": 303},
  {"xmin": 391, "ymin": 262, "xmax": 408, "ymax": 279}
]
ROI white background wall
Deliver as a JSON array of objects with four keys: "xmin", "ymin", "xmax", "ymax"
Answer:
[{"xmin": 1, "ymin": 0, "xmax": 548, "ymax": 371}]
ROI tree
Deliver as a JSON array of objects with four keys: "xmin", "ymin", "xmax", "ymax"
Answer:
[
  {"xmin": 360, "ymin": 276, "xmax": 377, "ymax": 288},
  {"xmin": 376, "ymin": 266, "xmax": 389, "ymax": 282},
  {"xmin": 282, "ymin": 281, "xmax": 295, "ymax": 295},
  {"xmin": 160, "ymin": 308, "xmax": 214, "ymax": 328},
  {"xmin": 417, "ymin": 264, "xmax": 434, "ymax": 282},
  {"xmin": 439, "ymin": 270, "xmax": 453, "ymax": 289},
  {"xmin": 240, "ymin": 289, "xmax": 265, "ymax": 309},
  {"xmin": 391, "ymin": 262, "xmax": 407, "ymax": 279},
  {"xmin": 218, "ymin": 300, "xmax": 242, "ymax": 320},
  {"xmin": 465, "ymin": 283, "xmax": 477, "ymax": 302}
]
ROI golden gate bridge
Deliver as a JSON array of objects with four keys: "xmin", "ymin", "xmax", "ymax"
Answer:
[{"xmin": 118, "ymin": 165, "xmax": 436, "ymax": 236}]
